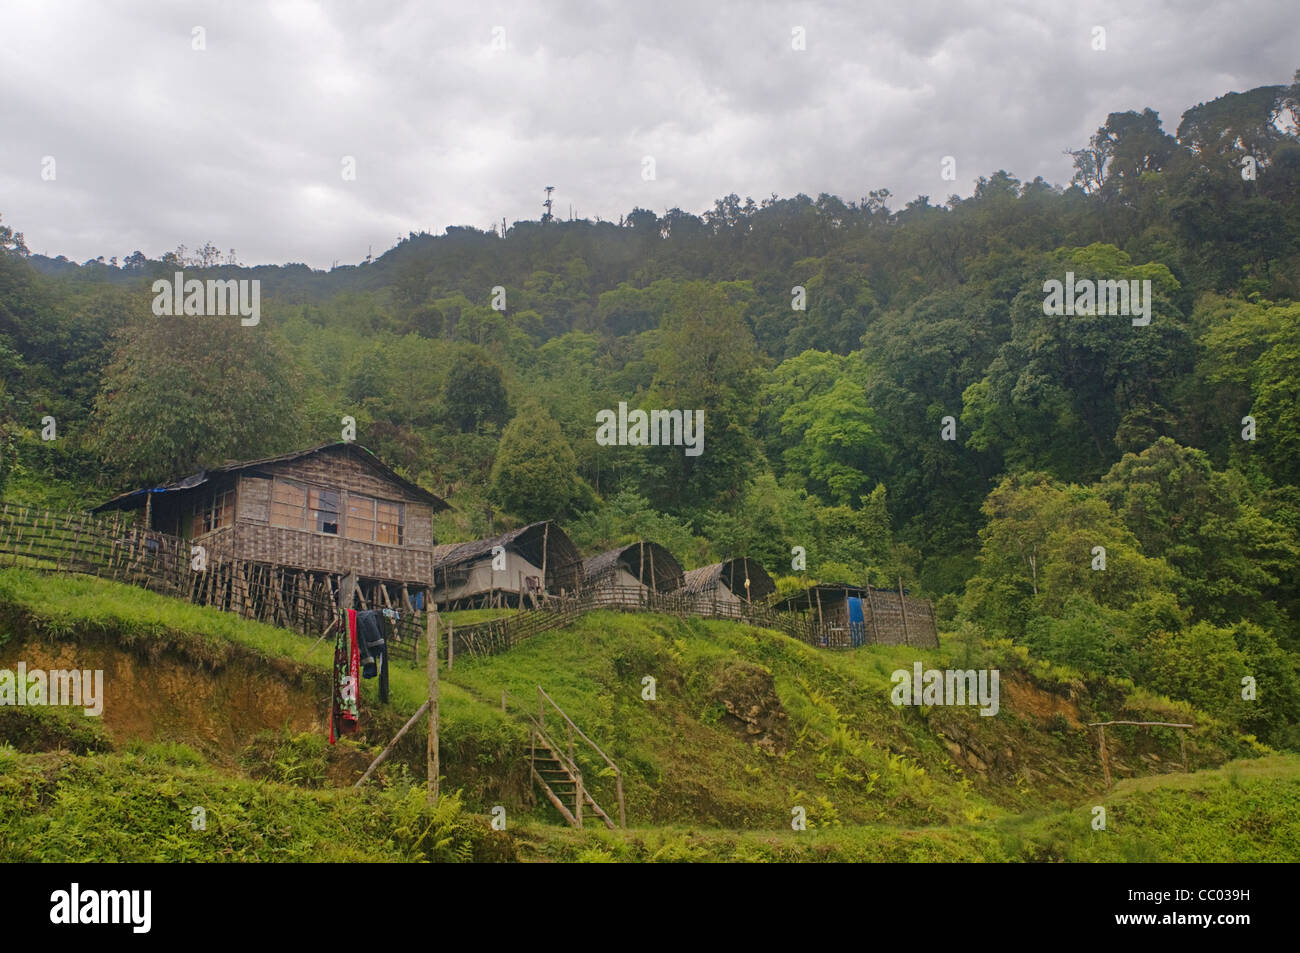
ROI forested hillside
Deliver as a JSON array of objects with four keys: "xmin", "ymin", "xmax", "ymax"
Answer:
[{"xmin": 2, "ymin": 74, "xmax": 1298, "ymax": 751}]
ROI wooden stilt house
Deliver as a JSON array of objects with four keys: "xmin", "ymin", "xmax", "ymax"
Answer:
[{"xmin": 92, "ymin": 442, "xmax": 451, "ymax": 618}]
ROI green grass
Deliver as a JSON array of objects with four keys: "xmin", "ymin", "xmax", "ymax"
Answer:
[
  {"xmin": 511, "ymin": 818, "xmax": 1006, "ymax": 862},
  {"xmin": 1001, "ymin": 754, "xmax": 1300, "ymax": 862},
  {"xmin": 440, "ymin": 610, "xmax": 1253, "ymax": 827},
  {"xmin": 511, "ymin": 754, "xmax": 1300, "ymax": 862},
  {"xmin": 0, "ymin": 567, "xmax": 318, "ymax": 664},
  {"xmin": 442, "ymin": 608, "xmax": 517, "ymax": 626},
  {"xmin": 0, "ymin": 742, "xmax": 509, "ymax": 862},
  {"xmin": 0, "ymin": 566, "xmax": 1279, "ymax": 860},
  {"xmin": 0, "ymin": 566, "xmax": 501, "ymax": 727}
]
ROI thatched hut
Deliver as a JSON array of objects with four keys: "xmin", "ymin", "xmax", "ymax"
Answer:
[
  {"xmin": 581, "ymin": 541, "xmax": 685, "ymax": 606},
  {"xmin": 430, "ymin": 520, "xmax": 582, "ymax": 609},
  {"xmin": 682, "ymin": 557, "xmax": 775, "ymax": 613}
]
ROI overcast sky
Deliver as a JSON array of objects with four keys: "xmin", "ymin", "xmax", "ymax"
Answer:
[{"xmin": 1, "ymin": 0, "xmax": 1295, "ymax": 269}]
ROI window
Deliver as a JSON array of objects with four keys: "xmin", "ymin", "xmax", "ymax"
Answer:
[
  {"xmin": 270, "ymin": 479, "xmax": 307, "ymax": 530},
  {"xmin": 376, "ymin": 500, "xmax": 403, "ymax": 545},
  {"xmin": 191, "ymin": 488, "xmax": 234, "ymax": 537},
  {"xmin": 309, "ymin": 487, "xmax": 340, "ymax": 535},
  {"xmin": 346, "ymin": 494, "xmax": 403, "ymax": 544},
  {"xmin": 269, "ymin": 479, "xmax": 397, "ymax": 542},
  {"xmin": 346, "ymin": 496, "xmax": 375, "ymax": 542}
]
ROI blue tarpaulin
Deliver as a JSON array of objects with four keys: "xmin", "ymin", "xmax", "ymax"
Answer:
[{"xmin": 848, "ymin": 596, "xmax": 866, "ymax": 647}]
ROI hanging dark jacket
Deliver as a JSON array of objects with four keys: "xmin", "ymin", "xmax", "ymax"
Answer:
[{"xmin": 354, "ymin": 609, "xmax": 389, "ymax": 704}]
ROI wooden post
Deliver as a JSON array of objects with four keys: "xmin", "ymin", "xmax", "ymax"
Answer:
[
  {"xmin": 898, "ymin": 577, "xmax": 911, "ymax": 646},
  {"xmin": 1179, "ymin": 729, "xmax": 1188, "ymax": 772},
  {"xmin": 1098, "ymin": 725, "xmax": 1111, "ymax": 788},
  {"xmin": 339, "ymin": 570, "xmax": 357, "ymax": 611},
  {"xmin": 574, "ymin": 770, "xmax": 583, "ymax": 829},
  {"xmin": 865, "ymin": 583, "xmax": 882, "ymax": 644},
  {"xmin": 426, "ymin": 609, "xmax": 439, "ymax": 805},
  {"xmin": 540, "ymin": 522, "xmax": 550, "ymax": 599},
  {"xmin": 234, "ymin": 560, "xmax": 248, "ymax": 617},
  {"xmin": 447, "ymin": 621, "xmax": 454, "ymax": 669}
]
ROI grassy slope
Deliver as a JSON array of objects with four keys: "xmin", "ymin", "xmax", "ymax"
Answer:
[
  {"xmin": 0, "ymin": 743, "xmax": 511, "ymax": 862},
  {"xmin": 0, "ymin": 567, "xmax": 1290, "ymax": 861},
  {"xmin": 508, "ymin": 754, "xmax": 1300, "ymax": 862},
  {"xmin": 442, "ymin": 611, "xmax": 1259, "ymax": 827}
]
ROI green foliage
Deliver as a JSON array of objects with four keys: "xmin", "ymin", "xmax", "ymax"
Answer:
[
  {"xmin": 963, "ymin": 472, "xmax": 1179, "ymax": 639},
  {"xmin": 241, "ymin": 731, "xmax": 331, "ymax": 788},
  {"xmin": 1098, "ymin": 437, "xmax": 1298, "ymax": 626},
  {"xmin": 90, "ymin": 315, "xmax": 305, "ymax": 484},
  {"xmin": 1006, "ymin": 755, "xmax": 1300, "ymax": 862},
  {"xmin": 443, "ymin": 348, "xmax": 509, "ymax": 433},
  {"xmin": 0, "ymin": 560, "xmax": 1288, "ymax": 861},
  {"xmin": 642, "ymin": 281, "xmax": 762, "ymax": 509},
  {"xmin": 0, "ymin": 746, "xmax": 505, "ymax": 862},
  {"xmin": 489, "ymin": 404, "xmax": 586, "ymax": 522},
  {"xmin": 566, "ymin": 489, "xmax": 708, "ymax": 565}
]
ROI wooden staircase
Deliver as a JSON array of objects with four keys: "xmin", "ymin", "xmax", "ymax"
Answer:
[{"xmin": 523, "ymin": 686, "xmax": 625, "ymax": 830}]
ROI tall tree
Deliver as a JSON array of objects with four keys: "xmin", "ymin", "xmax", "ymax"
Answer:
[
  {"xmin": 91, "ymin": 316, "xmax": 305, "ymax": 483},
  {"xmin": 488, "ymin": 404, "xmax": 586, "ymax": 522},
  {"xmin": 443, "ymin": 349, "xmax": 509, "ymax": 433}
]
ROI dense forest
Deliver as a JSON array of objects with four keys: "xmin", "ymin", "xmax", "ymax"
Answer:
[{"xmin": 2, "ymin": 75, "xmax": 1299, "ymax": 749}]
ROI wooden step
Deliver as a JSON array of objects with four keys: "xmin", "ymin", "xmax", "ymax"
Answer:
[{"xmin": 531, "ymin": 766, "xmax": 579, "ymax": 827}]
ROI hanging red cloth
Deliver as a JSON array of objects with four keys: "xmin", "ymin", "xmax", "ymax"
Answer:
[{"xmin": 329, "ymin": 609, "xmax": 361, "ymax": 744}]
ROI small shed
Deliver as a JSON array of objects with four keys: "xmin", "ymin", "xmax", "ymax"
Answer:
[
  {"xmin": 773, "ymin": 582, "xmax": 867, "ymax": 646},
  {"xmin": 430, "ymin": 520, "xmax": 582, "ymax": 609},
  {"xmin": 582, "ymin": 541, "xmax": 685, "ymax": 606},
  {"xmin": 682, "ymin": 557, "xmax": 776, "ymax": 613},
  {"xmin": 774, "ymin": 581, "xmax": 939, "ymax": 649}
]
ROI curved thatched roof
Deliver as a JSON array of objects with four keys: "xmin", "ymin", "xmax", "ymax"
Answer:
[
  {"xmin": 431, "ymin": 520, "xmax": 582, "ymax": 591},
  {"xmin": 582, "ymin": 541, "xmax": 685, "ymax": 592},
  {"xmin": 682, "ymin": 557, "xmax": 776, "ymax": 600}
]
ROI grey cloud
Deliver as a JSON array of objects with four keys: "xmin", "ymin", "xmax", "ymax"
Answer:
[{"xmin": 0, "ymin": 0, "xmax": 1294, "ymax": 267}]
